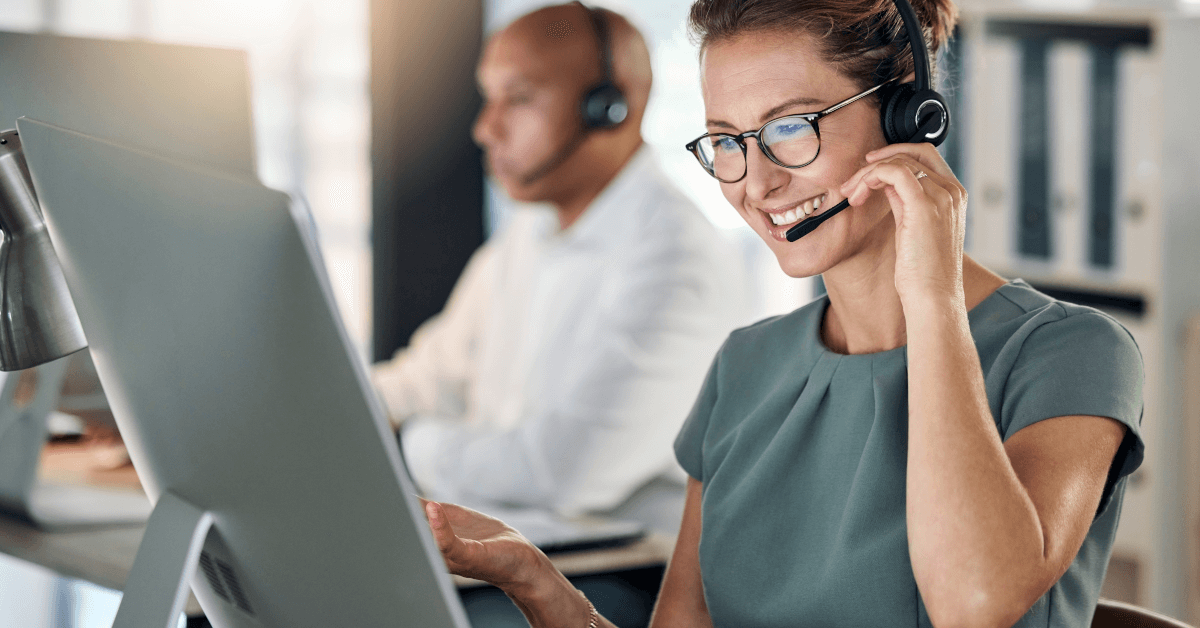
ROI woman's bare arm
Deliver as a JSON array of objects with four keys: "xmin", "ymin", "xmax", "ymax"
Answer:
[
  {"xmin": 649, "ymin": 478, "xmax": 714, "ymax": 628},
  {"xmin": 904, "ymin": 300, "xmax": 1125, "ymax": 628},
  {"xmin": 843, "ymin": 142, "xmax": 1128, "ymax": 628}
]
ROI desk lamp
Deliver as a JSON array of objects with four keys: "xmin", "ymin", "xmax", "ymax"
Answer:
[
  {"xmin": 0, "ymin": 128, "xmax": 87, "ymax": 370},
  {"xmin": 0, "ymin": 129, "xmax": 151, "ymax": 529}
]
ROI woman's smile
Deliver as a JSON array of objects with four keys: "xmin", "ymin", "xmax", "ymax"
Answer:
[{"xmin": 754, "ymin": 192, "xmax": 837, "ymax": 241}]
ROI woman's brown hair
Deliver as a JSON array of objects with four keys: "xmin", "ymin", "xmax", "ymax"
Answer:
[{"xmin": 687, "ymin": 0, "xmax": 959, "ymax": 91}]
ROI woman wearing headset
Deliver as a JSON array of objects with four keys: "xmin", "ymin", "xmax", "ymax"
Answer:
[{"xmin": 423, "ymin": 0, "xmax": 1144, "ymax": 626}]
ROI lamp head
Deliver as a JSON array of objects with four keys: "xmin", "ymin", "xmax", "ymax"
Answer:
[{"xmin": 0, "ymin": 129, "xmax": 87, "ymax": 371}]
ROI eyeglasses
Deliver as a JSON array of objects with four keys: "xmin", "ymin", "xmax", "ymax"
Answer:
[{"xmin": 685, "ymin": 80, "xmax": 895, "ymax": 184}]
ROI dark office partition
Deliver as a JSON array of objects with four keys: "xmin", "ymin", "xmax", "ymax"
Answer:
[
  {"xmin": 1017, "ymin": 37, "xmax": 1051, "ymax": 260},
  {"xmin": 1088, "ymin": 45, "xmax": 1118, "ymax": 269},
  {"xmin": 370, "ymin": 0, "xmax": 485, "ymax": 361}
]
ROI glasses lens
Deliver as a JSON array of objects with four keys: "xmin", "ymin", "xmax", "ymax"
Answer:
[
  {"xmin": 762, "ymin": 117, "xmax": 819, "ymax": 167},
  {"xmin": 695, "ymin": 135, "xmax": 745, "ymax": 182}
]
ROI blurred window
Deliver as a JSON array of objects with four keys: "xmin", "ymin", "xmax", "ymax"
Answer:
[{"xmin": 0, "ymin": 0, "xmax": 373, "ymax": 357}]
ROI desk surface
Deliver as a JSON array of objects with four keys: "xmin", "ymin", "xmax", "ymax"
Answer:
[
  {"xmin": 0, "ymin": 510, "xmax": 674, "ymax": 623},
  {"xmin": 3, "ymin": 443, "xmax": 676, "ymax": 621}
]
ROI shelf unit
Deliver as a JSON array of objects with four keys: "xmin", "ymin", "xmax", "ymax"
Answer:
[{"xmin": 952, "ymin": 3, "xmax": 1200, "ymax": 620}]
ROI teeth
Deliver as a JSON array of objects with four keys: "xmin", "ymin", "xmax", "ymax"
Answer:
[{"xmin": 765, "ymin": 194, "xmax": 826, "ymax": 226}]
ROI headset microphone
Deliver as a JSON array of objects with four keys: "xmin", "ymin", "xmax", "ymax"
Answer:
[
  {"xmin": 785, "ymin": 0, "xmax": 950, "ymax": 242},
  {"xmin": 519, "ymin": 2, "xmax": 627, "ymax": 187},
  {"xmin": 519, "ymin": 129, "xmax": 590, "ymax": 186}
]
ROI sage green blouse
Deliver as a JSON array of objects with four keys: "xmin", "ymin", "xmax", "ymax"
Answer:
[{"xmin": 674, "ymin": 280, "xmax": 1144, "ymax": 627}]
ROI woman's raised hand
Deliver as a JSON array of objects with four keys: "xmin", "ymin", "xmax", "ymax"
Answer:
[{"xmin": 839, "ymin": 142, "xmax": 968, "ymax": 310}]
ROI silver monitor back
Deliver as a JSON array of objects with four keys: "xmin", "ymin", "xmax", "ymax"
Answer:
[
  {"xmin": 18, "ymin": 117, "xmax": 468, "ymax": 628},
  {"xmin": 0, "ymin": 31, "xmax": 256, "ymax": 176}
]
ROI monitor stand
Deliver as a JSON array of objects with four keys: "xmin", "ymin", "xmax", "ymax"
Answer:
[
  {"xmin": 0, "ymin": 356, "xmax": 151, "ymax": 528},
  {"xmin": 112, "ymin": 491, "xmax": 214, "ymax": 628},
  {"xmin": 114, "ymin": 491, "xmax": 272, "ymax": 628}
]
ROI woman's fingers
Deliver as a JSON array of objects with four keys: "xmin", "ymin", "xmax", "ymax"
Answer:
[
  {"xmin": 425, "ymin": 501, "xmax": 473, "ymax": 564},
  {"xmin": 844, "ymin": 154, "xmax": 962, "ymax": 215},
  {"xmin": 888, "ymin": 155, "xmax": 962, "ymax": 221},
  {"xmin": 865, "ymin": 142, "xmax": 954, "ymax": 181},
  {"xmin": 845, "ymin": 157, "xmax": 932, "ymax": 211},
  {"xmin": 424, "ymin": 501, "xmax": 453, "ymax": 548},
  {"xmin": 841, "ymin": 154, "xmax": 932, "ymax": 205},
  {"xmin": 842, "ymin": 144, "xmax": 964, "ymax": 202}
]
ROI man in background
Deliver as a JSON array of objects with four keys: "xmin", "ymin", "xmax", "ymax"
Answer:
[{"xmin": 372, "ymin": 2, "xmax": 746, "ymax": 527}]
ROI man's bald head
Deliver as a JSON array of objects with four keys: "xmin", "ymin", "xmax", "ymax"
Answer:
[
  {"xmin": 491, "ymin": 3, "xmax": 653, "ymax": 122},
  {"xmin": 473, "ymin": 4, "xmax": 653, "ymax": 222}
]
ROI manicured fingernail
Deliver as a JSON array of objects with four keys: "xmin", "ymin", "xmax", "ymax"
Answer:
[{"xmin": 425, "ymin": 502, "xmax": 439, "ymax": 523}]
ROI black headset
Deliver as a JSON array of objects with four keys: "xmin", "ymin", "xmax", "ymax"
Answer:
[
  {"xmin": 878, "ymin": 0, "xmax": 950, "ymax": 147},
  {"xmin": 519, "ymin": 2, "xmax": 628, "ymax": 185},
  {"xmin": 786, "ymin": 0, "xmax": 951, "ymax": 241},
  {"xmin": 579, "ymin": 3, "xmax": 629, "ymax": 129}
]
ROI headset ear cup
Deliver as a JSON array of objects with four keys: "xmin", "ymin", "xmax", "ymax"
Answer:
[
  {"xmin": 879, "ymin": 82, "xmax": 951, "ymax": 146},
  {"xmin": 879, "ymin": 82, "xmax": 917, "ymax": 144},
  {"xmin": 581, "ymin": 82, "xmax": 628, "ymax": 130},
  {"xmin": 907, "ymin": 89, "xmax": 950, "ymax": 147}
]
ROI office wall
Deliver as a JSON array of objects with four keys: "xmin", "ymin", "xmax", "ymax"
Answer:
[{"xmin": 370, "ymin": 0, "xmax": 485, "ymax": 361}]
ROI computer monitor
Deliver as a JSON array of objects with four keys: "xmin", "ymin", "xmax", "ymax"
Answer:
[{"xmin": 18, "ymin": 117, "xmax": 468, "ymax": 628}]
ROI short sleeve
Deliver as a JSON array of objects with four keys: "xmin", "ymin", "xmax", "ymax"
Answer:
[
  {"xmin": 1001, "ymin": 310, "xmax": 1145, "ymax": 513},
  {"xmin": 674, "ymin": 342, "xmax": 724, "ymax": 481}
]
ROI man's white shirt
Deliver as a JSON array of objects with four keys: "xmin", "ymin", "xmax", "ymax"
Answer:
[{"xmin": 372, "ymin": 146, "xmax": 749, "ymax": 515}]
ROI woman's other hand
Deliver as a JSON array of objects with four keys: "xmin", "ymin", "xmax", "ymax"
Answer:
[
  {"xmin": 423, "ymin": 500, "xmax": 602, "ymax": 627},
  {"xmin": 422, "ymin": 500, "xmax": 544, "ymax": 590},
  {"xmin": 840, "ymin": 142, "xmax": 968, "ymax": 309}
]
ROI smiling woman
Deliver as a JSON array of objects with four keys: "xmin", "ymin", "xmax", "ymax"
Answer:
[{"xmin": 419, "ymin": 1, "xmax": 1146, "ymax": 627}]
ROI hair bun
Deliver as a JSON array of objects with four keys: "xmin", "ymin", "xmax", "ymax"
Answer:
[{"xmin": 908, "ymin": 0, "xmax": 960, "ymax": 53}]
